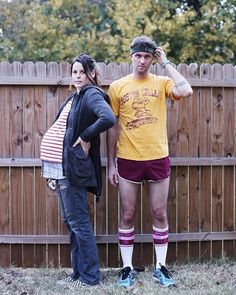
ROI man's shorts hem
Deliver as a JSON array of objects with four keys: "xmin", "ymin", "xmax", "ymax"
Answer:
[{"xmin": 117, "ymin": 157, "xmax": 170, "ymax": 183}]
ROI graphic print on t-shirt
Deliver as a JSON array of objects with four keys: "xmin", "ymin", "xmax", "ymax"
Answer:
[{"xmin": 122, "ymin": 88, "xmax": 158, "ymax": 130}]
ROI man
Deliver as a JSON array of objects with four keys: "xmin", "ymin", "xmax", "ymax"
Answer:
[{"xmin": 107, "ymin": 36, "xmax": 193, "ymax": 288}]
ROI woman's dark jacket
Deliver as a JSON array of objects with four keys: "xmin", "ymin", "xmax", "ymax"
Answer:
[{"xmin": 54, "ymin": 85, "xmax": 115, "ymax": 199}]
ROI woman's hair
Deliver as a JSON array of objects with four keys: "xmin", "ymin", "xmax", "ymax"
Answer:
[{"xmin": 70, "ymin": 53, "xmax": 101, "ymax": 87}]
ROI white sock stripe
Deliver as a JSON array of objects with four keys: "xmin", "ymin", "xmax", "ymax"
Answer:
[
  {"xmin": 119, "ymin": 227, "xmax": 135, "ymax": 234},
  {"xmin": 154, "ymin": 243, "xmax": 168, "ymax": 247},
  {"xmin": 152, "ymin": 225, "xmax": 169, "ymax": 232}
]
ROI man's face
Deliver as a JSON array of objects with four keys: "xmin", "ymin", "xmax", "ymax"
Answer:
[{"xmin": 130, "ymin": 52, "xmax": 154, "ymax": 75}]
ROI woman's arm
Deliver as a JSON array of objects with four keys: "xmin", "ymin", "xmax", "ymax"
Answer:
[{"xmin": 79, "ymin": 90, "xmax": 116, "ymax": 142}]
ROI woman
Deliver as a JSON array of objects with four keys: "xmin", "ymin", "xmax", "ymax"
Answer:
[{"xmin": 40, "ymin": 53, "xmax": 116, "ymax": 287}]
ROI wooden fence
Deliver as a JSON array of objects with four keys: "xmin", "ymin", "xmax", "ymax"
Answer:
[{"xmin": 0, "ymin": 61, "xmax": 236, "ymax": 268}]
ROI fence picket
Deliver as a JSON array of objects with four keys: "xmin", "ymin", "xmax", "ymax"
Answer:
[
  {"xmin": 222, "ymin": 64, "xmax": 236, "ymax": 257},
  {"xmin": 198, "ymin": 64, "xmax": 212, "ymax": 261},
  {"xmin": 46, "ymin": 62, "xmax": 60, "ymax": 267}
]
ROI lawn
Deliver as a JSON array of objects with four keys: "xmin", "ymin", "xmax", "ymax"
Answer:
[{"xmin": 1, "ymin": 259, "xmax": 236, "ymax": 295}]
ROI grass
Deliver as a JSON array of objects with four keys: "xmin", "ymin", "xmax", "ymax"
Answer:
[{"xmin": 0, "ymin": 260, "xmax": 236, "ymax": 295}]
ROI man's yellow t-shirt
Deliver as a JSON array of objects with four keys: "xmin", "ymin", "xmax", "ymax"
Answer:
[{"xmin": 108, "ymin": 73, "xmax": 176, "ymax": 161}]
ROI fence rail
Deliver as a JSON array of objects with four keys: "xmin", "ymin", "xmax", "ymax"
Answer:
[
  {"xmin": 1, "ymin": 231, "xmax": 236, "ymax": 244},
  {"xmin": 0, "ymin": 157, "xmax": 236, "ymax": 167},
  {"xmin": 1, "ymin": 77, "xmax": 236, "ymax": 87},
  {"xmin": 0, "ymin": 61, "xmax": 236, "ymax": 268}
]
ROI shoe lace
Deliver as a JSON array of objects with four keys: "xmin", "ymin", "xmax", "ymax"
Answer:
[
  {"xmin": 119, "ymin": 266, "xmax": 132, "ymax": 280},
  {"xmin": 160, "ymin": 264, "xmax": 172, "ymax": 279}
]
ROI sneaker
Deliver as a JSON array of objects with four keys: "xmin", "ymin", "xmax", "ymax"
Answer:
[
  {"xmin": 153, "ymin": 264, "xmax": 176, "ymax": 287},
  {"xmin": 117, "ymin": 266, "xmax": 136, "ymax": 288},
  {"xmin": 57, "ymin": 276, "xmax": 75, "ymax": 285},
  {"xmin": 67, "ymin": 279, "xmax": 90, "ymax": 288}
]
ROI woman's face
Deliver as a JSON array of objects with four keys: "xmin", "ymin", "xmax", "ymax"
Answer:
[{"xmin": 71, "ymin": 62, "xmax": 92, "ymax": 91}]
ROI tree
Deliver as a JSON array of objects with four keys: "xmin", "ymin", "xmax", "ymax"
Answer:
[
  {"xmin": 106, "ymin": 0, "xmax": 236, "ymax": 64},
  {"xmin": 0, "ymin": 0, "xmax": 235, "ymax": 64},
  {"xmin": 0, "ymin": 0, "xmax": 113, "ymax": 62}
]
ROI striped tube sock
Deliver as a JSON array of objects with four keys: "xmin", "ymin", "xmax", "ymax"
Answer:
[
  {"xmin": 119, "ymin": 227, "xmax": 135, "ymax": 269},
  {"xmin": 152, "ymin": 225, "xmax": 169, "ymax": 269}
]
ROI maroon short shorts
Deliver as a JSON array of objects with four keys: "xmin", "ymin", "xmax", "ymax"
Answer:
[{"xmin": 117, "ymin": 156, "xmax": 170, "ymax": 183}]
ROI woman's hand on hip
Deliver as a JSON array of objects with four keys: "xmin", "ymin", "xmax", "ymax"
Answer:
[{"xmin": 73, "ymin": 137, "xmax": 91, "ymax": 156}]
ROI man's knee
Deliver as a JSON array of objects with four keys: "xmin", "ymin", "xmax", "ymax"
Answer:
[
  {"xmin": 151, "ymin": 207, "xmax": 167, "ymax": 222},
  {"xmin": 121, "ymin": 209, "xmax": 135, "ymax": 225}
]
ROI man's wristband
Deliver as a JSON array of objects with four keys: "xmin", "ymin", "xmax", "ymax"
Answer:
[{"xmin": 161, "ymin": 60, "xmax": 171, "ymax": 68}]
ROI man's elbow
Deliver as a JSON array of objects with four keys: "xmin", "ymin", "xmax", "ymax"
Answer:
[
  {"xmin": 178, "ymin": 85, "xmax": 193, "ymax": 98},
  {"xmin": 173, "ymin": 84, "xmax": 193, "ymax": 99},
  {"xmin": 183, "ymin": 88, "xmax": 193, "ymax": 98}
]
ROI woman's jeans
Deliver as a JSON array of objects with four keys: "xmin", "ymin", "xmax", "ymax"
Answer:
[{"xmin": 57, "ymin": 178, "xmax": 100, "ymax": 285}]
